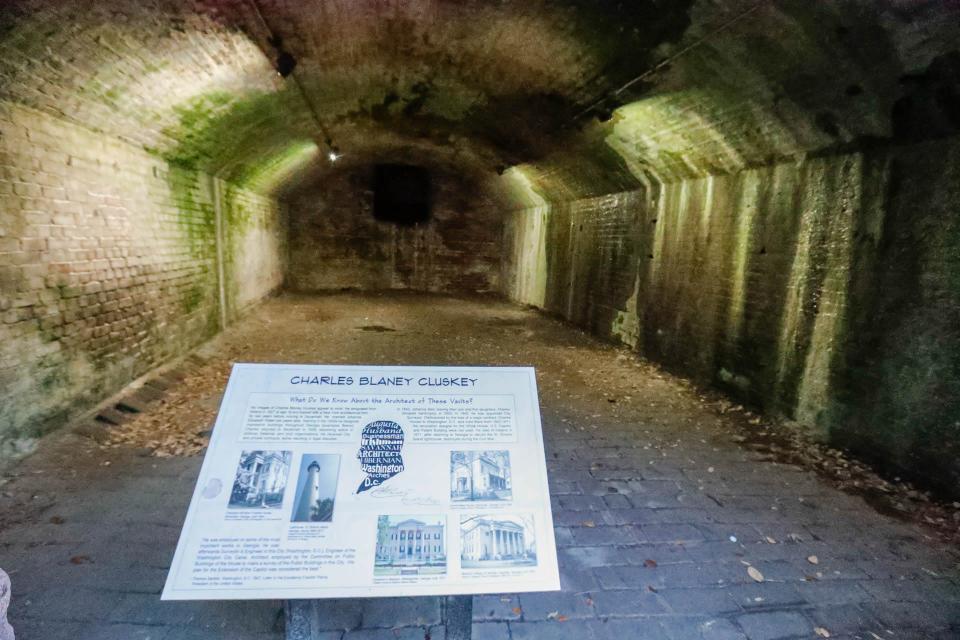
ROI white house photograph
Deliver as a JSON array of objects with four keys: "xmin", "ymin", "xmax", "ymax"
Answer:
[
  {"xmin": 228, "ymin": 450, "xmax": 293, "ymax": 509},
  {"xmin": 460, "ymin": 514, "xmax": 536, "ymax": 568},
  {"xmin": 450, "ymin": 450, "xmax": 512, "ymax": 502},
  {"xmin": 374, "ymin": 514, "xmax": 447, "ymax": 575}
]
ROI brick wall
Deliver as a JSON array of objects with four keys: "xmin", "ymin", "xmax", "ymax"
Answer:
[
  {"xmin": 221, "ymin": 184, "xmax": 286, "ymax": 316},
  {"xmin": 286, "ymin": 165, "xmax": 501, "ymax": 294},
  {"xmin": 0, "ymin": 102, "xmax": 284, "ymax": 457},
  {"xmin": 503, "ymin": 137, "xmax": 960, "ymax": 496}
]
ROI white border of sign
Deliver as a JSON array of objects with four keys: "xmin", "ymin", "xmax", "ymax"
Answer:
[{"xmin": 162, "ymin": 364, "xmax": 559, "ymax": 600}]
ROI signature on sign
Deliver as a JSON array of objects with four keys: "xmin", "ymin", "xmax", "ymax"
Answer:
[{"xmin": 369, "ymin": 485, "xmax": 440, "ymax": 506}]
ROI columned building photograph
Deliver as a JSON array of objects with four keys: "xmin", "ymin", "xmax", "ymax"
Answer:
[
  {"xmin": 460, "ymin": 514, "xmax": 536, "ymax": 568},
  {"xmin": 450, "ymin": 450, "xmax": 512, "ymax": 501},
  {"xmin": 228, "ymin": 450, "xmax": 293, "ymax": 509},
  {"xmin": 374, "ymin": 515, "xmax": 447, "ymax": 575}
]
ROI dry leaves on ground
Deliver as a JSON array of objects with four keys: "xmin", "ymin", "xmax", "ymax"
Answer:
[
  {"xmin": 706, "ymin": 393, "xmax": 960, "ymax": 546},
  {"xmin": 107, "ymin": 361, "xmax": 232, "ymax": 457}
]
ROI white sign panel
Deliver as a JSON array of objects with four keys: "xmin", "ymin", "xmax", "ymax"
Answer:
[{"xmin": 162, "ymin": 364, "xmax": 560, "ymax": 600}]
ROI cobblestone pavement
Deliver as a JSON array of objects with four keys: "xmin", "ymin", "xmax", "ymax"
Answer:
[{"xmin": 1, "ymin": 294, "xmax": 958, "ymax": 640}]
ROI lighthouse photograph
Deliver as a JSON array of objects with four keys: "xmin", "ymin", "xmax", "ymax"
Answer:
[{"xmin": 290, "ymin": 454, "xmax": 341, "ymax": 523}]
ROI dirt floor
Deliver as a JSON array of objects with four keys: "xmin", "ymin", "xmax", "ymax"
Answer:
[{"xmin": 1, "ymin": 292, "xmax": 958, "ymax": 640}]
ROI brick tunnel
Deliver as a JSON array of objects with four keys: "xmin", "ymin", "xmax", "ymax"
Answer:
[{"xmin": 1, "ymin": 1, "xmax": 959, "ymax": 639}]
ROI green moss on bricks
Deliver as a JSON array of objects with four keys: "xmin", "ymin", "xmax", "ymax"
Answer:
[
  {"xmin": 163, "ymin": 167, "xmax": 218, "ymax": 326},
  {"xmin": 181, "ymin": 283, "xmax": 205, "ymax": 314},
  {"xmin": 150, "ymin": 90, "xmax": 306, "ymax": 332},
  {"xmin": 153, "ymin": 91, "xmax": 235, "ymax": 171},
  {"xmin": 150, "ymin": 88, "xmax": 313, "ymax": 180},
  {"xmin": 166, "ymin": 166, "xmax": 215, "ymax": 257},
  {"xmin": 229, "ymin": 140, "xmax": 318, "ymax": 193},
  {"xmin": 38, "ymin": 366, "xmax": 61, "ymax": 392},
  {"xmin": 103, "ymin": 86, "xmax": 124, "ymax": 102}
]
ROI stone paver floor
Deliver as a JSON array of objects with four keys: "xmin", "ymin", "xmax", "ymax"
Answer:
[{"xmin": 1, "ymin": 293, "xmax": 958, "ymax": 640}]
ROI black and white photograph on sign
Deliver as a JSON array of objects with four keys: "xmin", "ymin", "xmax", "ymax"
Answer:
[
  {"xmin": 290, "ymin": 454, "xmax": 340, "ymax": 522},
  {"xmin": 374, "ymin": 515, "xmax": 447, "ymax": 575},
  {"xmin": 228, "ymin": 450, "xmax": 293, "ymax": 509},
  {"xmin": 450, "ymin": 450, "xmax": 512, "ymax": 502},
  {"xmin": 460, "ymin": 514, "xmax": 536, "ymax": 568}
]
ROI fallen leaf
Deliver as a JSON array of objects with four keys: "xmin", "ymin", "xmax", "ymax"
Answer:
[
  {"xmin": 807, "ymin": 555, "xmax": 819, "ymax": 565},
  {"xmin": 814, "ymin": 627, "xmax": 831, "ymax": 638},
  {"xmin": 747, "ymin": 566, "xmax": 764, "ymax": 582},
  {"xmin": 644, "ymin": 559, "xmax": 658, "ymax": 568},
  {"xmin": 69, "ymin": 555, "xmax": 92, "ymax": 565},
  {"xmin": 49, "ymin": 516, "xmax": 65, "ymax": 525},
  {"xmin": 512, "ymin": 607, "xmax": 522, "ymax": 615}
]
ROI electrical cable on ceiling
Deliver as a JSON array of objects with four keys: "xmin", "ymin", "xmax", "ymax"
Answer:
[
  {"xmin": 569, "ymin": 0, "xmax": 767, "ymax": 125},
  {"xmin": 246, "ymin": 0, "xmax": 340, "ymax": 161},
  {"xmin": 503, "ymin": 1, "xmax": 767, "ymax": 180}
]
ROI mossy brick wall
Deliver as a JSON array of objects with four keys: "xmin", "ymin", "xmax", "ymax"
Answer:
[
  {"xmin": 0, "ymin": 103, "xmax": 283, "ymax": 457},
  {"xmin": 502, "ymin": 136, "xmax": 960, "ymax": 497},
  {"xmin": 502, "ymin": 190, "xmax": 647, "ymax": 336},
  {"xmin": 836, "ymin": 137, "xmax": 960, "ymax": 498},
  {"xmin": 286, "ymin": 166, "xmax": 500, "ymax": 294},
  {"xmin": 221, "ymin": 184, "xmax": 286, "ymax": 317}
]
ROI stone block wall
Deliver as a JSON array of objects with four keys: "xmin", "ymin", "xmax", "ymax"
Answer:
[
  {"xmin": 502, "ymin": 136, "xmax": 960, "ymax": 496},
  {"xmin": 0, "ymin": 103, "xmax": 284, "ymax": 458},
  {"xmin": 286, "ymin": 166, "xmax": 500, "ymax": 294}
]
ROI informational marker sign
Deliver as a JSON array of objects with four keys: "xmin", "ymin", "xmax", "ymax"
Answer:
[{"xmin": 162, "ymin": 364, "xmax": 560, "ymax": 600}]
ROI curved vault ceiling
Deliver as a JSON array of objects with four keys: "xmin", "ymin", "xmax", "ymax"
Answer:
[{"xmin": 0, "ymin": 0, "xmax": 958, "ymax": 202}]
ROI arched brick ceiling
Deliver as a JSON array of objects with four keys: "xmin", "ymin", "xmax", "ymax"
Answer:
[{"xmin": 1, "ymin": 0, "xmax": 957, "ymax": 199}]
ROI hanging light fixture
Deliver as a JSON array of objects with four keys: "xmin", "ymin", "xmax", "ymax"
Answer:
[
  {"xmin": 274, "ymin": 49, "xmax": 297, "ymax": 78},
  {"xmin": 249, "ymin": 0, "xmax": 342, "ymax": 163},
  {"xmin": 324, "ymin": 139, "xmax": 341, "ymax": 163}
]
